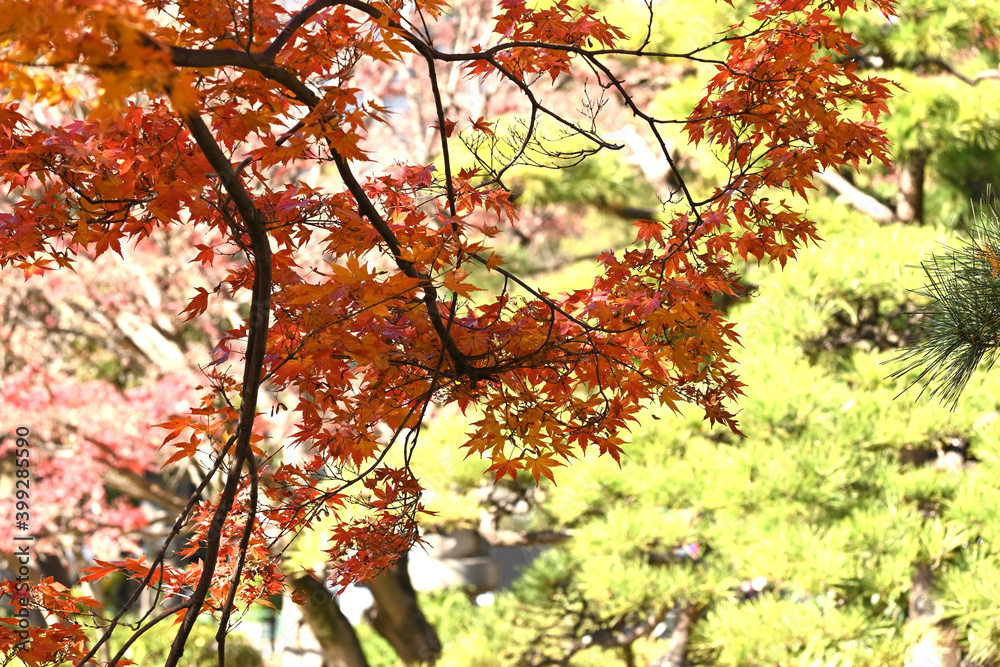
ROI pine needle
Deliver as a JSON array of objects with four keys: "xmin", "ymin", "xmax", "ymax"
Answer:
[{"xmin": 890, "ymin": 198, "xmax": 1000, "ymax": 408}]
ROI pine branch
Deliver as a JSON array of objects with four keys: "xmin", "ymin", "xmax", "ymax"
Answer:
[{"xmin": 891, "ymin": 202, "xmax": 1000, "ymax": 407}]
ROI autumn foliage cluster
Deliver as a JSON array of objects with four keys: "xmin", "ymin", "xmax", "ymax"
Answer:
[{"xmin": 0, "ymin": 0, "xmax": 893, "ymax": 663}]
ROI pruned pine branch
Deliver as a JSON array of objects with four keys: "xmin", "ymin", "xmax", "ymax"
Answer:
[{"xmin": 891, "ymin": 202, "xmax": 1000, "ymax": 408}]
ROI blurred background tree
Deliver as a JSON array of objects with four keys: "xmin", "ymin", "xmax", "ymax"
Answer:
[{"xmin": 841, "ymin": 0, "xmax": 1000, "ymax": 225}]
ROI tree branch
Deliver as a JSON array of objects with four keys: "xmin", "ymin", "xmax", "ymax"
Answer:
[
  {"xmin": 648, "ymin": 603, "xmax": 699, "ymax": 667},
  {"xmin": 920, "ymin": 58, "xmax": 1000, "ymax": 87},
  {"xmin": 161, "ymin": 105, "xmax": 272, "ymax": 667},
  {"xmin": 77, "ymin": 433, "xmax": 237, "ymax": 667},
  {"xmin": 815, "ymin": 168, "xmax": 896, "ymax": 223}
]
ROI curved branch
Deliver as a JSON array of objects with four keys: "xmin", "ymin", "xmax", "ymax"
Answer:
[
  {"xmin": 330, "ymin": 151, "xmax": 472, "ymax": 376},
  {"xmin": 917, "ymin": 58, "xmax": 1000, "ymax": 87},
  {"xmin": 816, "ymin": 168, "xmax": 895, "ymax": 223},
  {"xmin": 206, "ymin": 54, "xmax": 477, "ymax": 379},
  {"xmin": 160, "ymin": 105, "xmax": 272, "ymax": 667}
]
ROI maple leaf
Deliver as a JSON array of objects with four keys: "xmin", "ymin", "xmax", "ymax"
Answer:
[
  {"xmin": 485, "ymin": 452, "xmax": 523, "ymax": 482},
  {"xmin": 79, "ymin": 561, "xmax": 121, "ymax": 583},
  {"xmin": 596, "ymin": 437, "xmax": 626, "ymax": 465},
  {"xmin": 525, "ymin": 453, "xmax": 563, "ymax": 484},
  {"xmin": 442, "ymin": 268, "xmax": 484, "ymax": 298},
  {"xmin": 431, "ymin": 117, "xmax": 458, "ymax": 137},
  {"xmin": 634, "ymin": 219, "xmax": 665, "ymax": 245},
  {"xmin": 470, "ymin": 116, "xmax": 495, "ymax": 136},
  {"xmin": 162, "ymin": 435, "xmax": 200, "ymax": 466},
  {"xmin": 178, "ymin": 287, "xmax": 210, "ymax": 321}
]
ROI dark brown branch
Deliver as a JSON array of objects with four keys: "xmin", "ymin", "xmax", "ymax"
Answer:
[
  {"xmin": 920, "ymin": 58, "xmax": 1000, "ymax": 86},
  {"xmin": 160, "ymin": 0, "xmax": 735, "ymax": 73},
  {"xmin": 160, "ymin": 105, "xmax": 272, "ymax": 667},
  {"xmin": 205, "ymin": 52, "xmax": 477, "ymax": 379},
  {"xmin": 167, "ymin": 46, "xmax": 262, "ymax": 69},
  {"xmin": 215, "ymin": 452, "xmax": 259, "ymax": 667},
  {"xmin": 105, "ymin": 602, "xmax": 193, "ymax": 667},
  {"xmin": 166, "ymin": 0, "xmax": 368, "ymax": 71},
  {"xmin": 329, "ymin": 153, "xmax": 473, "ymax": 376}
]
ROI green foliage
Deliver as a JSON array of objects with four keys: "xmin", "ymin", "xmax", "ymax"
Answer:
[
  {"xmin": 512, "ymin": 152, "xmax": 652, "ymax": 211},
  {"xmin": 740, "ymin": 209, "xmax": 945, "ymax": 355},
  {"xmin": 885, "ymin": 71, "xmax": 1000, "ymax": 221},
  {"xmin": 355, "ymin": 590, "xmax": 507, "ymax": 667},
  {"xmin": 84, "ymin": 617, "xmax": 262, "ymax": 667},
  {"xmin": 938, "ymin": 548, "xmax": 1000, "ymax": 663},
  {"xmin": 353, "ymin": 620, "xmax": 400, "ymax": 667},
  {"xmin": 838, "ymin": 0, "xmax": 1000, "ymax": 224},
  {"xmin": 586, "ymin": 0, "xmax": 750, "ymax": 53},
  {"xmin": 412, "ymin": 197, "xmax": 1000, "ymax": 664},
  {"xmin": 699, "ymin": 593, "xmax": 907, "ymax": 666},
  {"xmin": 844, "ymin": 0, "xmax": 1000, "ymax": 66}
]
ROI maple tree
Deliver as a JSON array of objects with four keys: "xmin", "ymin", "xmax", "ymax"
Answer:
[{"xmin": 0, "ymin": 0, "xmax": 894, "ymax": 664}]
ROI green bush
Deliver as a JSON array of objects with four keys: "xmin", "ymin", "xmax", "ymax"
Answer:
[{"xmin": 85, "ymin": 616, "xmax": 263, "ymax": 667}]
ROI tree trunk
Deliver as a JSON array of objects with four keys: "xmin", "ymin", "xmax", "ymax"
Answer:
[
  {"xmin": 648, "ymin": 603, "xmax": 699, "ymax": 667},
  {"xmin": 904, "ymin": 440, "xmax": 975, "ymax": 667},
  {"xmin": 289, "ymin": 572, "xmax": 370, "ymax": 667},
  {"xmin": 905, "ymin": 563, "xmax": 960, "ymax": 667},
  {"xmin": 364, "ymin": 554, "xmax": 442, "ymax": 665},
  {"xmin": 896, "ymin": 151, "xmax": 927, "ymax": 224}
]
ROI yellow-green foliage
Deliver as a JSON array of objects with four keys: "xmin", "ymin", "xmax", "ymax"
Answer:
[
  {"xmin": 83, "ymin": 617, "xmax": 262, "ymax": 667},
  {"xmin": 405, "ymin": 202, "xmax": 1000, "ymax": 665}
]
